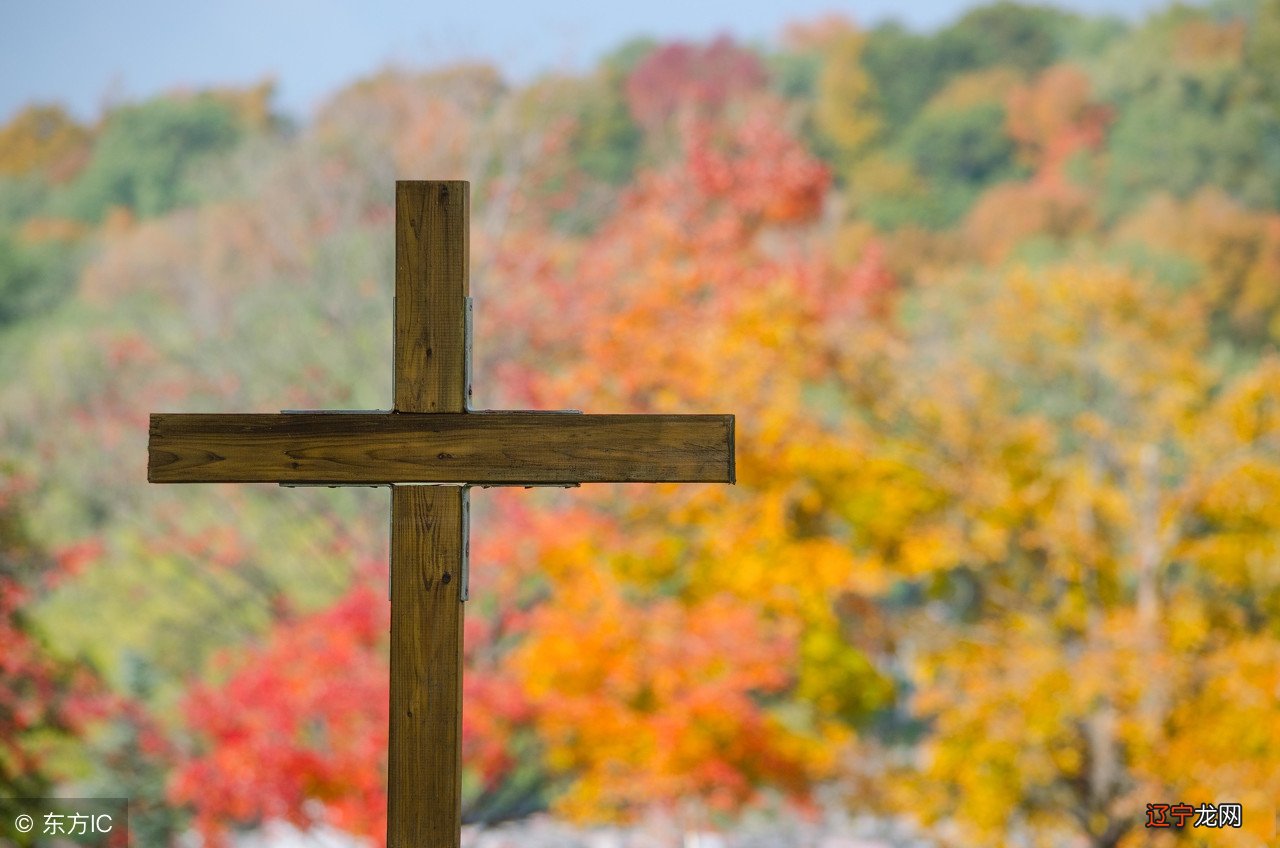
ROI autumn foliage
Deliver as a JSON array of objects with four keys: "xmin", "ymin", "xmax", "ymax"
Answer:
[{"xmin": 4, "ymin": 3, "xmax": 1280, "ymax": 847}]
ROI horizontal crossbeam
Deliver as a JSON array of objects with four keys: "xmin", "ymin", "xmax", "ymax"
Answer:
[{"xmin": 148, "ymin": 412, "xmax": 735, "ymax": 485}]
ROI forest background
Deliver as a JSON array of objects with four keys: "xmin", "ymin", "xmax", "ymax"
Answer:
[{"xmin": 3, "ymin": 1, "xmax": 1280, "ymax": 846}]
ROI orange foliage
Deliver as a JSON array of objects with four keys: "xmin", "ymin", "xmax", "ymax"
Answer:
[
  {"xmin": 1116, "ymin": 188, "xmax": 1280, "ymax": 343},
  {"xmin": 962, "ymin": 178, "xmax": 1097, "ymax": 263},
  {"xmin": 17, "ymin": 217, "xmax": 89, "ymax": 243},
  {"xmin": 491, "ymin": 96, "xmax": 897, "ymax": 820},
  {"xmin": 0, "ymin": 104, "xmax": 91, "ymax": 181},
  {"xmin": 1006, "ymin": 64, "xmax": 1110, "ymax": 179},
  {"xmin": 1172, "ymin": 17, "xmax": 1246, "ymax": 65},
  {"xmin": 514, "ymin": 563, "xmax": 819, "ymax": 819}
]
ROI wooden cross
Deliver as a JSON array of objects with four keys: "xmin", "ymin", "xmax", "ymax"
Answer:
[{"xmin": 147, "ymin": 181, "xmax": 735, "ymax": 847}]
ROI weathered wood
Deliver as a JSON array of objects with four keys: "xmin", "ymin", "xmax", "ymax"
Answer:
[
  {"xmin": 388, "ymin": 485, "xmax": 464, "ymax": 848},
  {"xmin": 396, "ymin": 180, "xmax": 469, "ymax": 414},
  {"xmin": 392, "ymin": 180, "xmax": 468, "ymax": 848},
  {"xmin": 148, "ymin": 412, "xmax": 736, "ymax": 484}
]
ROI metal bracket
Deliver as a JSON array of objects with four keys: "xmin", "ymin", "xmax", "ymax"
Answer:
[
  {"xmin": 473, "ymin": 482, "xmax": 581, "ymax": 489},
  {"xmin": 465, "ymin": 297, "xmax": 474, "ymax": 412},
  {"xmin": 279, "ymin": 409, "xmax": 392, "ymax": 414},
  {"xmin": 460, "ymin": 488, "xmax": 470, "ymax": 602},
  {"xmin": 279, "ymin": 484, "xmax": 390, "ymax": 489},
  {"xmin": 466, "ymin": 409, "xmax": 583, "ymax": 415}
]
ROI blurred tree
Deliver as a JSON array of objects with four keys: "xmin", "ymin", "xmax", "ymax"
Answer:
[
  {"xmin": 172, "ymin": 578, "xmax": 391, "ymax": 845},
  {"xmin": 89, "ymin": 656, "xmax": 185, "ymax": 847},
  {"xmin": 901, "ymin": 100, "xmax": 1018, "ymax": 194},
  {"xmin": 943, "ymin": 2, "xmax": 1074, "ymax": 74},
  {"xmin": 1114, "ymin": 187, "xmax": 1280, "ymax": 346},
  {"xmin": 0, "ymin": 104, "xmax": 91, "ymax": 182},
  {"xmin": 880, "ymin": 265, "xmax": 1280, "ymax": 847},
  {"xmin": 961, "ymin": 178, "xmax": 1097, "ymax": 263},
  {"xmin": 500, "ymin": 98, "xmax": 898, "ymax": 820},
  {"xmin": 624, "ymin": 36, "xmax": 768, "ymax": 132},
  {"xmin": 813, "ymin": 22, "xmax": 882, "ymax": 176},
  {"xmin": 862, "ymin": 3, "xmax": 1077, "ymax": 143},
  {"xmin": 1248, "ymin": 0, "xmax": 1280, "ymax": 113},
  {"xmin": 1006, "ymin": 63, "xmax": 1110, "ymax": 178},
  {"xmin": 1095, "ymin": 5, "xmax": 1280, "ymax": 215},
  {"xmin": 204, "ymin": 80, "xmax": 279, "ymax": 134},
  {"xmin": 570, "ymin": 39, "xmax": 651, "ymax": 184},
  {"xmin": 57, "ymin": 93, "xmax": 250, "ymax": 221},
  {"xmin": 858, "ymin": 80, "xmax": 1023, "ymax": 228},
  {"xmin": 0, "ymin": 176, "xmax": 51, "ymax": 230}
]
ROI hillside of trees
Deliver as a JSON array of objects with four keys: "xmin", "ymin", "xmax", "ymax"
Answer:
[{"xmin": 3, "ymin": 2, "xmax": 1280, "ymax": 846}]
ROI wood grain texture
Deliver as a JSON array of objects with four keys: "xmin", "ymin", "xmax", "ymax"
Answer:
[
  {"xmin": 390, "ymin": 183, "xmax": 468, "ymax": 847},
  {"xmin": 148, "ymin": 412, "xmax": 736, "ymax": 484},
  {"xmin": 388, "ymin": 485, "xmax": 464, "ymax": 848},
  {"xmin": 395, "ymin": 180, "xmax": 469, "ymax": 414}
]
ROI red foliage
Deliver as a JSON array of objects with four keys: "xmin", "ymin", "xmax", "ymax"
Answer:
[
  {"xmin": 1006, "ymin": 64, "xmax": 1110, "ymax": 183},
  {"xmin": 172, "ymin": 579, "xmax": 390, "ymax": 844},
  {"xmin": 171, "ymin": 546, "xmax": 537, "ymax": 846},
  {"xmin": 844, "ymin": 239, "xmax": 897, "ymax": 320},
  {"xmin": 684, "ymin": 110, "xmax": 831, "ymax": 227},
  {"xmin": 0, "ymin": 475, "xmax": 111, "ymax": 792},
  {"xmin": 48, "ymin": 538, "xmax": 106, "ymax": 586},
  {"xmin": 625, "ymin": 36, "xmax": 769, "ymax": 130}
]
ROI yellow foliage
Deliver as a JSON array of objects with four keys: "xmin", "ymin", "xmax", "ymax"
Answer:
[
  {"xmin": 0, "ymin": 104, "xmax": 90, "ymax": 180},
  {"xmin": 1115, "ymin": 188, "xmax": 1280, "ymax": 344},
  {"xmin": 879, "ymin": 262, "xmax": 1280, "ymax": 844},
  {"xmin": 814, "ymin": 28, "xmax": 881, "ymax": 166},
  {"xmin": 924, "ymin": 67, "xmax": 1024, "ymax": 114}
]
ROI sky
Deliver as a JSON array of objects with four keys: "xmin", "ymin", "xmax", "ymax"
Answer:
[{"xmin": 2, "ymin": 0, "xmax": 1180, "ymax": 125}]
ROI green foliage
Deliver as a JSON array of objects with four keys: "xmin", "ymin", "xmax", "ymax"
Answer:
[
  {"xmin": 1092, "ymin": 2, "xmax": 1280, "ymax": 215},
  {"xmin": 571, "ymin": 69, "xmax": 643, "ymax": 185},
  {"xmin": 1102, "ymin": 87, "xmax": 1279, "ymax": 213},
  {"xmin": 943, "ymin": 2, "xmax": 1075, "ymax": 74},
  {"xmin": 0, "ymin": 233, "xmax": 78, "ymax": 329},
  {"xmin": 902, "ymin": 101, "xmax": 1020, "ymax": 189},
  {"xmin": 1055, "ymin": 14, "xmax": 1130, "ymax": 61},
  {"xmin": 0, "ymin": 175, "xmax": 50, "ymax": 228},
  {"xmin": 858, "ymin": 100, "xmax": 1023, "ymax": 229},
  {"xmin": 600, "ymin": 37, "xmax": 658, "ymax": 76},
  {"xmin": 1248, "ymin": 0, "xmax": 1280, "ymax": 112},
  {"xmin": 862, "ymin": 22, "xmax": 958, "ymax": 139},
  {"xmin": 769, "ymin": 50, "xmax": 823, "ymax": 101},
  {"xmin": 863, "ymin": 3, "xmax": 1077, "ymax": 141},
  {"xmin": 57, "ymin": 95, "xmax": 247, "ymax": 221}
]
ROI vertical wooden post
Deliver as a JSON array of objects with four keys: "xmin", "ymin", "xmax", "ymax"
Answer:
[
  {"xmin": 388, "ymin": 180, "xmax": 469, "ymax": 848},
  {"xmin": 394, "ymin": 179, "xmax": 469, "ymax": 414},
  {"xmin": 389, "ymin": 485, "xmax": 465, "ymax": 846}
]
